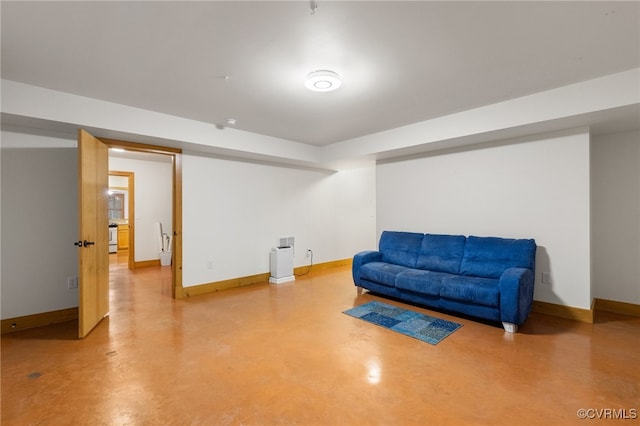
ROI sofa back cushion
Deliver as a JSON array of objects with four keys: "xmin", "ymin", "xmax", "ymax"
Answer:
[
  {"xmin": 460, "ymin": 236, "xmax": 536, "ymax": 279},
  {"xmin": 416, "ymin": 234, "xmax": 466, "ymax": 274},
  {"xmin": 379, "ymin": 231, "xmax": 424, "ymax": 268}
]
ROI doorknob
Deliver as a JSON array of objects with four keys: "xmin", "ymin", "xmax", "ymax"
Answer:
[
  {"xmin": 74, "ymin": 241, "xmax": 83, "ymax": 247},
  {"xmin": 83, "ymin": 240, "xmax": 95, "ymax": 247}
]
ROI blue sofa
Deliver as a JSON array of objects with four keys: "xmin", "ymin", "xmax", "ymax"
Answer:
[{"xmin": 352, "ymin": 231, "xmax": 537, "ymax": 332}]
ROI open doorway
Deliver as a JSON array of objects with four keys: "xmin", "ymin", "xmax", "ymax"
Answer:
[
  {"xmin": 108, "ymin": 151, "xmax": 172, "ymax": 270},
  {"xmin": 102, "ymin": 139, "xmax": 183, "ymax": 299}
]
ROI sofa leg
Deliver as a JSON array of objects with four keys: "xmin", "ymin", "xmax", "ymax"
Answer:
[
  {"xmin": 502, "ymin": 322, "xmax": 518, "ymax": 333},
  {"xmin": 356, "ymin": 286, "xmax": 363, "ymax": 295}
]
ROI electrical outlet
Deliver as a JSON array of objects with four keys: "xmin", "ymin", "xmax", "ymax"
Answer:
[
  {"xmin": 206, "ymin": 259, "xmax": 214, "ymax": 270},
  {"xmin": 67, "ymin": 276, "xmax": 78, "ymax": 289},
  {"xmin": 306, "ymin": 249, "xmax": 312, "ymax": 257},
  {"xmin": 541, "ymin": 272, "xmax": 552, "ymax": 285}
]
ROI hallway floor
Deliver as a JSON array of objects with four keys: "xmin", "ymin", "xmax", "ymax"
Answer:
[{"xmin": 2, "ymin": 255, "xmax": 639, "ymax": 425}]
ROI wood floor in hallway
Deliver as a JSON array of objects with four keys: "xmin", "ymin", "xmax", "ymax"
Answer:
[{"xmin": 2, "ymin": 255, "xmax": 639, "ymax": 425}]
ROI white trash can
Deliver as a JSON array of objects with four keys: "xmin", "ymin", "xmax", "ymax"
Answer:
[{"xmin": 159, "ymin": 251, "xmax": 172, "ymax": 266}]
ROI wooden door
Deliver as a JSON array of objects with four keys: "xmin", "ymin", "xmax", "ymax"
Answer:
[{"xmin": 77, "ymin": 129, "xmax": 109, "ymax": 338}]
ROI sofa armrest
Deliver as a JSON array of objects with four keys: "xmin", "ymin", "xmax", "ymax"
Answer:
[
  {"xmin": 499, "ymin": 267, "xmax": 535, "ymax": 325},
  {"xmin": 352, "ymin": 251, "xmax": 382, "ymax": 285}
]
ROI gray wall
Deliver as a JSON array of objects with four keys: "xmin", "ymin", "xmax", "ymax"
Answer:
[
  {"xmin": 376, "ymin": 129, "xmax": 592, "ymax": 309},
  {"xmin": 1, "ymin": 127, "xmax": 638, "ymax": 320},
  {"xmin": 591, "ymin": 129, "xmax": 640, "ymax": 305},
  {"xmin": 182, "ymin": 155, "xmax": 376, "ymax": 287},
  {"xmin": 1, "ymin": 148, "xmax": 79, "ymax": 319}
]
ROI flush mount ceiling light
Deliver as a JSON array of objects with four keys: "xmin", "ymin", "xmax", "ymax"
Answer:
[{"xmin": 305, "ymin": 70, "xmax": 341, "ymax": 92}]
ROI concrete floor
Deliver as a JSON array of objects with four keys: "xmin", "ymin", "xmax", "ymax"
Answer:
[{"xmin": 2, "ymin": 253, "xmax": 639, "ymax": 425}]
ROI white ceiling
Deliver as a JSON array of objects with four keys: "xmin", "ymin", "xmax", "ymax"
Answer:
[{"xmin": 1, "ymin": 1, "xmax": 639, "ymax": 147}]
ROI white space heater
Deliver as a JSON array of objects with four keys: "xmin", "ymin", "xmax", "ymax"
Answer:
[{"xmin": 269, "ymin": 246, "xmax": 295, "ymax": 284}]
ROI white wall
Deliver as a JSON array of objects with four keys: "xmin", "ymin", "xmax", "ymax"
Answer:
[
  {"xmin": 591, "ymin": 130, "xmax": 640, "ymax": 304},
  {"xmin": 0, "ymin": 129, "xmax": 375, "ymax": 317},
  {"xmin": 376, "ymin": 128, "xmax": 592, "ymax": 309},
  {"xmin": 1, "ymin": 148, "xmax": 79, "ymax": 319},
  {"xmin": 182, "ymin": 155, "xmax": 376, "ymax": 287},
  {"xmin": 108, "ymin": 156, "xmax": 173, "ymax": 261}
]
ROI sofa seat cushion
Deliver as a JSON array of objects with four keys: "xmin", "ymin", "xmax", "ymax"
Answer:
[
  {"xmin": 395, "ymin": 269, "xmax": 452, "ymax": 296},
  {"xmin": 360, "ymin": 262, "xmax": 410, "ymax": 287},
  {"xmin": 440, "ymin": 275, "xmax": 500, "ymax": 307}
]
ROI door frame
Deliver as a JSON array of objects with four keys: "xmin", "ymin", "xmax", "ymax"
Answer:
[{"xmin": 100, "ymin": 138, "xmax": 184, "ymax": 299}]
